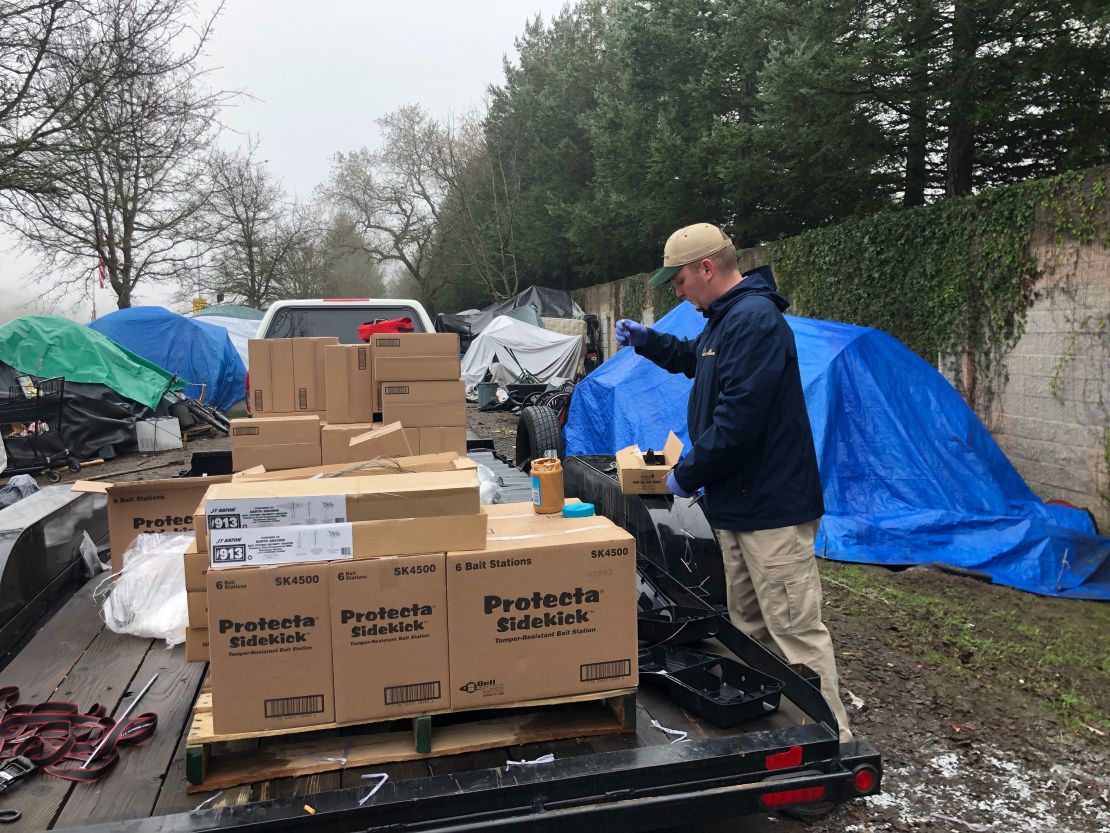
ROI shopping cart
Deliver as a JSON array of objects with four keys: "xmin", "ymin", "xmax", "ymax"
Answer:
[{"xmin": 0, "ymin": 376, "xmax": 80, "ymax": 483}]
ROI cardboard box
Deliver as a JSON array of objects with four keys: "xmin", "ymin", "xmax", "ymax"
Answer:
[
  {"xmin": 404, "ymin": 428, "xmax": 421, "ymax": 455},
  {"xmin": 447, "ymin": 511, "xmax": 637, "ymax": 709},
  {"xmin": 232, "ymin": 443, "xmax": 322, "ymax": 473},
  {"xmin": 195, "ymin": 505, "xmax": 207, "ymax": 551},
  {"xmin": 248, "ymin": 339, "xmax": 272, "ymax": 413},
  {"xmin": 184, "ymin": 542, "xmax": 209, "ymax": 591},
  {"xmin": 72, "ymin": 475, "xmax": 232, "ymax": 571},
  {"xmin": 370, "ymin": 333, "xmax": 459, "ymax": 357},
  {"xmin": 330, "ymin": 555, "xmax": 450, "ymax": 723},
  {"xmin": 269, "ymin": 340, "xmax": 295, "ymax": 413},
  {"xmin": 325, "ymin": 344, "xmax": 374, "ymax": 424},
  {"xmin": 256, "ymin": 410, "xmax": 325, "ymax": 419},
  {"xmin": 382, "ymin": 402, "xmax": 466, "ymax": 428},
  {"xmin": 321, "ymin": 423, "xmax": 376, "ymax": 465},
  {"xmin": 348, "ymin": 422, "xmax": 413, "ymax": 461},
  {"xmin": 418, "ymin": 427, "xmax": 467, "ymax": 456},
  {"xmin": 205, "ymin": 469, "xmax": 480, "ymax": 530},
  {"xmin": 378, "ymin": 380, "xmax": 464, "ymax": 412},
  {"xmin": 186, "ymin": 627, "xmax": 209, "ymax": 663},
  {"xmin": 207, "ymin": 562, "xmax": 334, "ymax": 733},
  {"xmin": 615, "ymin": 432, "xmax": 683, "ymax": 495},
  {"xmin": 209, "ymin": 513, "xmax": 484, "ymax": 568},
  {"xmin": 313, "ymin": 338, "xmax": 336, "ymax": 411},
  {"xmin": 187, "ymin": 589, "xmax": 207, "ymax": 627},
  {"xmin": 374, "ymin": 356, "xmax": 461, "ymax": 383},
  {"xmin": 230, "ymin": 453, "xmax": 475, "ymax": 483},
  {"xmin": 230, "ymin": 416, "xmax": 321, "ymax": 447},
  {"xmin": 292, "ymin": 339, "xmax": 317, "ymax": 412}
]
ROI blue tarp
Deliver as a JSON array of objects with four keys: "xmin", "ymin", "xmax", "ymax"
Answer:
[
  {"xmin": 566, "ymin": 302, "xmax": 1110, "ymax": 599},
  {"xmin": 89, "ymin": 307, "xmax": 246, "ymax": 412}
]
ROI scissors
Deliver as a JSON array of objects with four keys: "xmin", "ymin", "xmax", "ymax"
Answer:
[{"xmin": 0, "ymin": 809, "xmax": 21, "ymax": 823}]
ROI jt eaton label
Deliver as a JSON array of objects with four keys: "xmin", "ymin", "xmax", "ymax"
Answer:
[
  {"xmin": 206, "ymin": 495, "xmax": 346, "ymax": 529},
  {"xmin": 210, "ymin": 523, "xmax": 354, "ymax": 568}
]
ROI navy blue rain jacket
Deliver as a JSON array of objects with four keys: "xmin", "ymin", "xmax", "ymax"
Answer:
[{"xmin": 635, "ymin": 266, "xmax": 824, "ymax": 531}]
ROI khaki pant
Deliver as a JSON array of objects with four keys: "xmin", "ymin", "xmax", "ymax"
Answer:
[{"xmin": 716, "ymin": 521, "xmax": 852, "ymax": 742}]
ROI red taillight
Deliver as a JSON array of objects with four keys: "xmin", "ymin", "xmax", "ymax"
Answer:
[
  {"xmin": 765, "ymin": 745, "xmax": 803, "ymax": 770},
  {"xmin": 759, "ymin": 785, "xmax": 827, "ymax": 808},
  {"xmin": 853, "ymin": 765, "xmax": 878, "ymax": 795},
  {"xmin": 322, "ymin": 298, "xmax": 370, "ymax": 302},
  {"xmin": 244, "ymin": 372, "xmax": 251, "ymax": 414}
]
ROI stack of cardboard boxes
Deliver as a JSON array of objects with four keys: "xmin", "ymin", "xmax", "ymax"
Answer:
[
  {"xmin": 371, "ymin": 333, "xmax": 466, "ymax": 456},
  {"xmin": 237, "ymin": 334, "xmax": 466, "ymax": 472},
  {"xmin": 181, "ymin": 455, "xmax": 638, "ymax": 736}
]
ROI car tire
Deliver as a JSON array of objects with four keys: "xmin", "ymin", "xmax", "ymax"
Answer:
[{"xmin": 515, "ymin": 406, "xmax": 564, "ymax": 473}]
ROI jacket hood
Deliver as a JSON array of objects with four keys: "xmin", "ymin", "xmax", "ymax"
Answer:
[{"xmin": 705, "ymin": 265, "xmax": 789, "ymax": 318}]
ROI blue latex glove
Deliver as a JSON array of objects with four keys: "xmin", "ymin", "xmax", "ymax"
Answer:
[
  {"xmin": 666, "ymin": 471, "xmax": 692, "ymax": 499},
  {"xmin": 615, "ymin": 319, "xmax": 649, "ymax": 348}
]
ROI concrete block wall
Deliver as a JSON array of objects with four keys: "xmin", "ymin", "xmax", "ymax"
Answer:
[
  {"xmin": 572, "ymin": 226, "xmax": 1110, "ymax": 531},
  {"xmin": 986, "ymin": 229, "xmax": 1109, "ymax": 530}
]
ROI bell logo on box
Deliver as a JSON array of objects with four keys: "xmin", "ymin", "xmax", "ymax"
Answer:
[{"xmin": 458, "ymin": 679, "xmax": 497, "ymax": 694}]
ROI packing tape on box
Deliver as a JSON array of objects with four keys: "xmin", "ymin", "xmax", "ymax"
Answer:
[
  {"xmin": 505, "ymin": 753, "xmax": 555, "ymax": 770},
  {"xmin": 488, "ymin": 524, "xmax": 609, "ymax": 541}
]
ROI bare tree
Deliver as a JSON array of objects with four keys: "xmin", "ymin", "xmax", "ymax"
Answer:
[
  {"xmin": 3, "ymin": 0, "xmax": 232, "ymax": 309},
  {"xmin": 0, "ymin": 0, "xmax": 120, "ymax": 198},
  {"xmin": 200, "ymin": 142, "xmax": 314, "ymax": 307},
  {"xmin": 321, "ymin": 104, "xmax": 521, "ymax": 307}
]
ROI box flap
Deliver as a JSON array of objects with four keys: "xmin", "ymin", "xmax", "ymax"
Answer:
[
  {"xmin": 663, "ymin": 431, "xmax": 684, "ymax": 465},
  {"xmin": 70, "ymin": 480, "xmax": 109, "ymax": 494}
]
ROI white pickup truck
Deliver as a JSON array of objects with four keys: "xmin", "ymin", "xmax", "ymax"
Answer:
[{"xmin": 254, "ymin": 298, "xmax": 436, "ymax": 341}]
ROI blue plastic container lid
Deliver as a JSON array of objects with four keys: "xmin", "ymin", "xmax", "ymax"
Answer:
[{"xmin": 563, "ymin": 502, "xmax": 595, "ymax": 519}]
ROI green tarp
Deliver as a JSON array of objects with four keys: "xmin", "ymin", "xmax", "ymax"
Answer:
[{"xmin": 0, "ymin": 315, "xmax": 182, "ymax": 410}]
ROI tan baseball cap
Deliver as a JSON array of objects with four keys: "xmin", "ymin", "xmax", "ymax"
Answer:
[{"xmin": 649, "ymin": 223, "xmax": 733, "ymax": 286}]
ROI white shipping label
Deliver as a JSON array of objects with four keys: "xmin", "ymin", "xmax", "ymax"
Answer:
[
  {"xmin": 206, "ymin": 495, "xmax": 347, "ymax": 530},
  {"xmin": 209, "ymin": 523, "xmax": 355, "ymax": 568}
]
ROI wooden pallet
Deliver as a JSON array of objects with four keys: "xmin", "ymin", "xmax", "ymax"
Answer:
[{"xmin": 185, "ymin": 679, "xmax": 637, "ymax": 792}]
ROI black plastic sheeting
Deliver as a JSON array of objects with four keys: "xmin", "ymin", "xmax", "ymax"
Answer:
[
  {"xmin": 564, "ymin": 454, "xmax": 727, "ymax": 608},
  {"xmin": 0, "ymin": 364, "xmax": 149, "ymax": 462},
  {"xmin": 436, "ymin": 286, "xmax": 585, "ymax": 345}
]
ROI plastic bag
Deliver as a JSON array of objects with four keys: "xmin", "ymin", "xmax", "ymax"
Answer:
[
  {"xmin": 79, "ymin": 531, "xmax": 109, "ymax": 578},
  {"xmin": 98, "ymin": 533, "xmax": 192, "ymax": 647},
  {"xmin": 0, "ymin": 474, "xmax": 38, "ymax": 509},
  {"xmin": 477, "ymin": 463, "xmax": 504, "ymax": 505}
]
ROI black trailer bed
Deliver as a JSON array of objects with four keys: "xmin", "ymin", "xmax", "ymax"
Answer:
[
  {"xmin": 0, "ymin": 577, "xmax": 866, "ymax": 832},
  {"xmin": 0, "ymin": 450, "xmax": 879, "ymax": 831}
]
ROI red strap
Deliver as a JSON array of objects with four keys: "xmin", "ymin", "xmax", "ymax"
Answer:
[{"xmin": 0, "ymin": 686, "xmax": 157, "ymax": 783}]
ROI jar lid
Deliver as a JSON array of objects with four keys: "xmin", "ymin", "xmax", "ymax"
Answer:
[{"xmin": 562, "ymin": 502, "xmax": 595, "ymax": 518}]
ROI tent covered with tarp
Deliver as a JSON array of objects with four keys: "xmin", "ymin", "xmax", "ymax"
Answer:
[
  {"xmin": 90, "ymin": 307, "xmax": 245, "ymax": 411},
  {"xmin": 187, "ymin": 304, "xmax": 263, "ymax": 368},
  {"xmin": 565, "ymin": 301, "xmax": 1110, "ymax": 600},
  {"xmin": 437, "ymin": 286, "xmax": 585, "ymax": 345},
  {"xmin": 0, "ymin": 315, "xmax": 183, "ymax": 461},
  {"xmin": 461, "ymin": 316, "xmax": 585, "ymax": 386}
]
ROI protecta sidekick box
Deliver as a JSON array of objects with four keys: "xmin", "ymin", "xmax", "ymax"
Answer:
[
  {"xmin": 374, "ymin": 355, "xmax": 461, "ymax": 383},
  {"xmin": 207, "ymin": 561, "xmax": 334, "ymax": 734},
  {"xmin": 447, "ymin": 509, "xmax": 638, "ymax": 709},
  {"xmin": 72, "ymin": 475, "xmax": 231, "ymax": 571},
  {"xmin": 205, "ymin": 469, "xmax": 480, "ymax": 530},
  {"xmin": 330, "ymin": 555, "xmax": 450, "ymax": 723},
  {"xmin": 615, "ymin": 432, "xmax": 684, "ymax": 495},
  {"xmin": 347, "ymin": 422, "xmax": 413, "ymax": 461}
]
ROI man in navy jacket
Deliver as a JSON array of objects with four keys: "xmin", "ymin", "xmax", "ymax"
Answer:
[{"xmin": 616, "ymin": 223, "xmax": 851, "ymax": 741}]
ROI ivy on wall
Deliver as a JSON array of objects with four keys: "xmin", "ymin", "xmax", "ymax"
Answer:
[{"xmin": 756, "ymin": 167, "xmax": 1110, "ymax": 409}]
